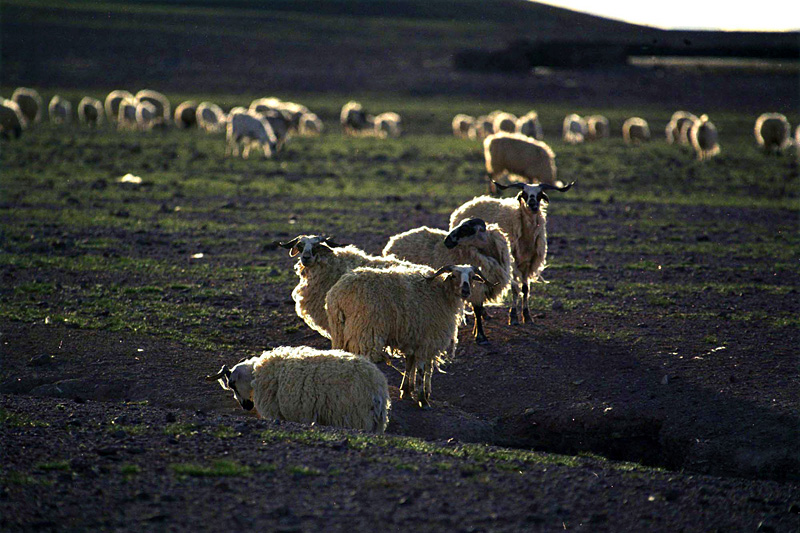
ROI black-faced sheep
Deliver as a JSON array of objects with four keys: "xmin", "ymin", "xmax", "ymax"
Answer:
[
  {"xmin": 174, "ymin": 100, "xmax": 198, "ymax": 129},
  {"xmin": 493, "ymin": 112, "xmax": 518, "ymax": 134},
  {"xmin": 754, "ymin": 113, "xmax": 792, "ymax": 154},
  {"xmin": 690, "ymin": 114, "xmax": 720, "ymax": 161},
  {"xmin": 516, "ymin": 111, "xmax": 544, "ymax": 140},
  {"xmin": 623, "ymin": 117, "xmax": 650, "ymax": 145},
  {"xmin": 135, "ymin": 89, "xmax": 171, "ymax": 125},
  {"xmin": 11, "ymin": 87, "xmax": 43, "ymax": 125},
  {"xmin": 452, "ymin": 114, "xmax": 474, "ymax": 138},
  {"xmin": 104, "ymin": 90, "xmax": 134, "ymax": 124},
  {"xmin": 665, "ymin": 111, "xmax": 698, "ymax": 145},
  {"xmin": 375, "ymin": 112, "xmax": 402, "ymax": 138},
  {"xmin": 586, "ymin": 115, "xmax": 610, "ymax": 141},
  {"xmin": 196, "ymin": 102, "xmax": 226, "ymax": 133},
  {"xmin": 340, "ymin": 101, "xmax": 370, "ymax": 135}
]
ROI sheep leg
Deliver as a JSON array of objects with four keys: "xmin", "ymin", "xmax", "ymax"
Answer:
[
  {"xmin": 418, "ymin": 361, "xmax": 433, "ymax": 409},
  {"xmin": 400, "ymin": 353, "xmax": 417, "ymax": 402},
  {"xmin": 472, "ymin": 303, "xmax": 489, "ymax": 345},
  {"xmin": 521, "ymin": 281, "xmax": 532, "ymax": 323},
  {"xmin": 508, "ymin": 282, "xmax": 520, "ymax": 325}
]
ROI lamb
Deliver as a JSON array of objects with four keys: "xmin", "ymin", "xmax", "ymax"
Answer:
[
  {"xmin": 77, "ymin": 97, "xmax": 104, "ymax": 126},
  {"xmin": 382, "ymin": 218, "xmax": 513, "ymax": 344},
  {"xmin": 562, "ymin": 114, "xmax": 587, "ymax": 144},
  {"xmin": 11, "ymin": 87, "xmax": 43, "ymax": 124},
  {"xmin": 48, "ymin": 96, "xmax": 71, "ymax": 124},
  {"xmin": 375, "ymin": 112, "xmax": 402, "ymax": 138},
  {"xmin": 754, "ymin": 113, "xmax": 791, "ymax": 154},
  {"xmin": 206, "ymin": 346, "xmax": 390, "ymax": 433},
  {"xmin": 135, "ymin": 101, "xmax": 159, "ymax": 131},
  {"xmin": 452, "ymin": 114, "xmax": 474, "ymax": 138},
  {"xmin": 492, "ymin": 112, "xmax": 518, "ymax": 134},
  {"xmin": 516, "ymin": 111, "xmax": 544, "ymax": 140},
  {"xmin": 326, "ymin": 264, "xmax": 487, "ymax": 407},
  {"xmin": 483, "ymin": 132, "xmax": 558, "ymax": 193},
  {"xmin": 690, "ymin": 114, "xmax": 720, "ymax": 161},
  {"xmin": 665, "ymin": 111, "xmax": 698, "ymax": 145},
  {"xmin": 135, "ymin": 89, "xmax": 171, "ymax": 125},
  {"xmin": 225, "ymin": 110, "xmax": 277, "ymax": 159},
  {"xmin": 340, "ymin": 101, "xmax": 370, "ymax": 135},
  {"xmin": 450, "ymin": 181, "xmax": 574, "ymax": 325},
  {"xmin": 298, "ymin": 113, "xmax": 324, "ymax": 136},
  {"xmin": 623, "ymin": 117, "xmax": 650, "ymax": 145},
  {"xmin": 174, "ymin": 100, "xmax": 198, "ymax": 129},
  {"xmin": 196, "ymin": 102, "xmax": 226, "ymax": 133},
  {"xmin": 104, "ymin": 90, "xmax": 134, "ymax": 124},
  {"xmin": 0, "ymin": 98, "xmax": 28, "ymax": 139},
  {"xmin": 586, "ymin": 115, "xmax": 610, "ymax": 141},
  {"xmin": 276, "ymin": 235, "xmax": 410, "ymax": 339},
  {"xmin": 469, "ymin": 115, "xmax": 494, "ymax": 140},
  {"xmin": 117, "ymin": 98, "xmax": 139, "ymax": 131}
]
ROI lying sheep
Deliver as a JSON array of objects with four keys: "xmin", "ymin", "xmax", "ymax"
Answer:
[
  {"xmin": 586, "ymin": 115, "xmax": 610, "ymax": 141},
  {"xmin": 562, "ymin": 114, "xmax": 587, "ymax": 144},
  {"xmin": 468, "ymin": 115, "xmax": 494, "ymax": 140},
  {"xmin": 754, "ymin": 113, "xmax": 791, "ymax": 154},
  {"xmin": 690, "ymin": 114, "xmax": 720, "ymax": 161},
  {"xmin": 196, "ymin": 102, "xmax": 226, "ymax": 133},
  {"xmin": 78, "ymin": 97, "xmax": 104, "ymax": 126},
  {"xmin": 226, "ymin": 110, "xmax": 277, "ymax": 159},
  {"xmin": 48, "ymin": 96, "xmax": 71, "ymax": 124},
  {"xmin": 117, "ymin": 98, "xmax": 139, "ymax": 131},
  {"xmin": 135, "ymin": 101, "xmax": 159, "ymax": 131},
  {"xmin": 450, "ymin": 181, "xmax": 574, "ymax": 325},
  {"xmin": 327, "ymin": 264, "xmax": 486, "ymax": 408},
  {"xmin": 135, "ymin": 89, "xmax": 170, "ymax": 125},
  {"xmin": 493, "ymin": 112, "xmax": 518, "ymax": 134},
  {"xmin": 104, "ymin": 90, "xmax": 134, "ymax": 124},
  {"xmin": 516, "ymin": 111, "xmax": 544, "ymax": 140},
  {"xmin": 484, "ymin": 132, "xmax": 558, "ymax": 192},
  {"xmin": 206, "ymin": 346, "xmax": 390, "ymax": 433},
  {"xmin": 174, "ymin": 100, "xmax": 198, "ymax": 129},
  {"xmin": 452, "ymin": 114, "xmax": 474, "ymax": 138},
  {"xmin": 11, "ymin": 87, "xmax": 43, "ymax": 124},
  {"xmin": 277, "ymin": 235, "xmax": 410, "ymax": 339},
  {"xmin": 665, "ymin": 111, "xmax": 698, "ymax": 145},
  {"xmin": 623, "ymin": 117, "xmax": 650, "ymax": 145},
  {"xmin": 298, "ymin": 113, "xmax": 324, "ymax": 136},
  {"xmin": 0, "ymin": 98, "xmax": 28, "ymax": 139},
  {"xmin": 340, "ymin": 101, "xmax": 370, "ymax": 135},
  {"xmin": 382, "ymin": 218, "xmax": 513, "ymax": 344},
  {"xmin": 375, "ymin": 112, "xmax": 402, "ymax": 138}
]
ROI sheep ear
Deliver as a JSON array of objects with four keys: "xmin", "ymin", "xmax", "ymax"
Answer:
[
  {"xmin": 539, "ymin": 192, "xmax": 550, "ymax": 203},
  {"xmin": 288, "ymin": 247, "xmax": 300, "ymax": 257},
  {"xmin": 205, "ymin": 365, "xmax": 232, "ymax": 389}
]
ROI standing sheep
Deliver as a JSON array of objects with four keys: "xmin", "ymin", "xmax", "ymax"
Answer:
[
  {"xmin": 665, "ymin": 111, "xmax": 698, "ymax": 145},
  {"xmin": 754, "ymin": 113, "xmax": 792, "ymax": 154},
  {"xmin": 174, "ymin": 100, "xmax": 198, "ymax": 129},
  {"xmin": 562, "ymin": 114, "xmax": 587, "ymax": 144},
  {"xmin": 340, "ymin": 101, "xmax": 370, "ymax": 135},
  {"xmin": 135, "ymin": 101, "xmax": 159, "ymax": 131},
  {"xmin": 78, "ymin": 97, "xmax": 104, "ymax": 126},
  {"xmin": 375, "ymin": 112, "xmax": 402, "ymax": 138},
  {"xmin": 0, "ymin": 98, "xmax": 28, "ymax": 139},
  {"xmin": 484, "ymin": 132, "xmax": 558, "ymax": 192},
  {"xmin": 516, "ymin": 111, "xmax": 544, "ymax": 140},
  {"xmin": 196, "ymin": 102, "xmax": 226, "ymax": 133},
  {"xmin": 226, "ymin": 110, "xmax": 277, "ymax": 159},
  {"xmin": 450, "ymin": 181, "xmax": 574, "ymax": 325},
  {"xmin": 117, "ymin": 98, "xmax": 139, "ymax": 131},
  {"xmin": 493, "ymin": 112, "xmax": 518, "ymax": 134},
  {"xmin": 468, "ymin": 115, "xmax": 494, "ymax": 140},
  {"xmin": 690, "ymin": 114, "xmax": 720, "ymax": 161},
  {"xmin": 135, "ymin": 89, "xmax": 171, "ymax": 125},
  {"xmin": 382, "ymin": 218, "xmax": 513, "ymax": 345},
  {"xmin": 104, "ymin": 90, "xmax": 134, "ymax": 124},
  {"xmin": 48, "ymin": 96, "xmax": 71, "ymax": 124},
  {"xmin": 206, "ymin": 346, "xmax": 390, "ymax": 433},
  {"xmin": 623, "ymin": 117, "xmax": 650, "ymax": 145},
  {"xmin": 452, "ymin": 114, "xmax": 474, "ymax": 138},
  {"xmin": 326, "ymin": 264, "xmax": 487, "ymax": 407},
  {"xmin": 11, "ymin": 87, "xmax": 43, "ymax": 124},
  {"xmin": 586, "ymin": 115, "xmax": 610, "ymax": 141}
]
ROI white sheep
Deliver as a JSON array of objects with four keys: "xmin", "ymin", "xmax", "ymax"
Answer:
[
  {"xmin": 277, "ymin": 235, "xmax": 410, "ymax": 339},
  {"xmin": 11, "ymin": 87, "xmax": 43, "ymax": 124},
  {"xmin": 340, "ymin": 100, "xmax": 370, "ymax": 135},
  {"xmin": 226, "ymin": 110, "xmax": 277, "ymax": 159},
  {"xmin": 104, "ymin": 90, "xmax": 134, "ymax": 124},
  {"xmin": 562, "ymin": 114, "xmax": 587, "ymax": 144},
  {"xmin": 0, "ymin": 98, "xmax": 28, "ymax": 139},
  {"xmin": 375, "ymin": 112, "xmax": 402, "ymax": 138},
  {"xmin": 450, "ymin": 181, "xmax": 574, "ymax": 325},
  {"xmin": 586, "ymin": 115, "xmax": 610, "ymax": 141},
  {"xmin": 174, "ymin": 100, "xmax": 198, "ymax": 129},
  {"xmin": 117, "ymin": 98, "xmax": 139, "ymax": 131},
  {"xmin": 327, "ymin": 263, "xmax": 487, "ymax": 408},
  {"xmin": 622, "ymin": 117, "xmax": 650, "ymax": 145},
  {"xmin": 452, "ymin": 114, "xmax": 474, "ymax": 138},
  {"xmin": 468, "ymin": 115, "xmax": 494, "ymax": 140},
  {"xmin": 48, "ymin": 96, "xmax": 71, "ymax": 124},
  {"xmin": 516, "ymin": 111, "xmax": 544, "ymax": 140},
  {"xmin": 484, "ymin": 132, "xmax": 558, "ymax": 193},
  {"xmin": 135, "ymin": 89, "xmax": 170, "ymax": 125},
  {"xmin": 298, "ymin": 112, "xmax": 324, "ymax": 136},
  {"xmin": 754, "ymin": 113, "xmax": 792, "ymax": 154},
  {"xmin": 382, "ymin": 218, "xmax": 513, "ymax": 345},
  {"xmin": 665, "ymin": 111, "xmax": 698, "ymax": 145},
  {"xmin": 77, "ymin": 97, "xmax": 104, "ymax": 126},
  {"xmin": 135, "ymin": 101, "xmax": 158, "ymax": 131},
  {"xmin": 690, "ymin": 114, "xmax": 720, "ymax": 161},
  {"xmin": 196, "ymin": 101, "xmax": 226, "ymax": 133},
  {"xmin": 206, "ymin": 346, "xmax": 390, "ymax": 433},
  {"xmin": 493, "ymin": 112, "xmax": 518, "ymax": 134}
]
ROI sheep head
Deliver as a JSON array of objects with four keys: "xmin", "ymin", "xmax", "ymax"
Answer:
[
  {"xmin": 276, "ymin": 235, "xmax": 344, "ymax": 266},
  {"xmin": 444, "ymin": 218, "xmax": 488, "ymax": 249},
  {"xmin": 205, "ymin": 360, "xmax": 255, "ymax": 411},
  {"xmin": 493, "ymin": 181, "xmax": 575, "ymax": 213},
  {"xmin": 426, "ymin": 264, "xmax": 488, "ymax": 300}
]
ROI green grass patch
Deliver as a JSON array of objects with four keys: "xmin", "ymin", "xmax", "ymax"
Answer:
[
  {"xmin": 170, "ymin": 460, "xmax": 251, "ymax": 478},
  {"xmin": 36, "ymin": 461, "xmax": 71, "ymax": 472}
]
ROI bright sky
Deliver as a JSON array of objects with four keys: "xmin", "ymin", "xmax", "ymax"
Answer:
[{"xmin": 535, "ymin": 1, "xmax": 800, "ymax": 31}]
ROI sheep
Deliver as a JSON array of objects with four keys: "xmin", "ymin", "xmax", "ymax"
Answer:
[
  {"xmin": 174, "ymin": 100, "xmax": 198, "ymax": 129},
  {"xmin": 452, "ymin": 114, "xmax": 474, "ymax": 138},
  {"xmin": 196, "ymin": 101, "xmax": 226, "ymax": 133},
  {"xmin": 104, "ymin": 90, "xmax": 134, "ymax": 124},
  {"xmin": 468, "ymin": 115, "xmax": 494, "ymax": 140},
  {"xmin": 622, "ymin": 117, "xmax": 650, "ymax": 145},
  {"xmin": 225, "ymin": 109, "xmax": 277, "ymax": 159},
  {"xmin": 375, "ymin": 112, "xmax": 402, "ymax": 138},
  {"xmin": 382, "ymin": 218, "xmax": 513, "ymax": 345},
  {"xmin": 450, "ymin": 181, "xmax": 574, "ymax": 325},
  {"xmin": 327, "ymin": 264, "xmax": 487, "ymax": 408},
  {"xmin": 135, "ymin": 101, "xmax": 159, "ymax": 131},
  {"xmin": 754, "ymin": 113, "xmax": 792, "ymax": 154},
  {"xmin": 665, "ymin": 111, "xmax": 698, "ymax": 145},
  {"xmin": 690, "ymin": 114, "xmax": 720, "ymax": 161},
  {"xmin": 340, "ymin": 100, "xmax": 370, "ymax": 135},
  {"xmin": 492, "ymin": 112, "xmax": 518, "ymax": 134},
  {"xmin": 276, "ymin": 235, "xmax": 411, "ymax": 339},
  {"xmin": 206, "ymin": 346, "xmax": 390, "ymax": 433},
  {"xmin": 0, "ymin": 98, "xmax": 28, "ymax": 139},
  {"xmin": 77, "ymin": 97, "xmax": 104, "ymax": 126},
  {"xmin": 11, "ymin": 87, "xmax": 43, "ymax": 124},
  {"xmin": 298, "ymin": 112, "xmax": 324, "ymax": 136},
  {"xmin": 562, "ymin": 114, "xmax": 587, "ymax": 144},
  {"xmin": 586, "ymin": 115, "xmax": 610, "ymax": 141},
  {"xmin": 135, "ymin": 89, "xmax": 170, "ymax": 125},
  {"xmin": 516, "ymin": 111, "xmax": 544, "ymax": 140},
  {"xmin": 276, "ymin": 101, "xmax": 310, "ymax": 133},
  {"xmin": 48, "ymin": 96, "xmax": 71, "ymax": 124},
  {"xmin": 117, "ymin": 98, "xmax": 139, "ymax": 131},
  {"xmin": 484, "ymin": 132, "xmax": 558, "ymax": 193}
]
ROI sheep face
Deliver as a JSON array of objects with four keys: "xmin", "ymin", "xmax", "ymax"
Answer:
[
  {"xmin": 444, "ymin": 218, "xmax": 488, "ymax": 249},
  {"xmin": 493, "ymin": 181, "xmax": 575, "ymax": 213},
  {"xmin": 207, "ymin": 361, "xmax": 255, "ymax": 411},
  {"xmin": 428, "ymin": 265, "xmax": 488, "ymax": 300},
  {"xmin": 277, "ymin": 235, "xmax": 342, "ymax": 267}
]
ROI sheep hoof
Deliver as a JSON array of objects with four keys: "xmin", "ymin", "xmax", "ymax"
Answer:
[
  {"xmin": 475, "ymin": 335, "xmax": 490, "ymax": 346},
  {"xmin": 508, "ymin": 312, "xmax": 519, "ymax": 326}
]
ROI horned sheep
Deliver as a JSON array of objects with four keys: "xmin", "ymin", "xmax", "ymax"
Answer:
[
  {"xmin": 623, "ymin": 117, "xmax": 650, "ymax": 145},
  {"xmin": 326, "ymin": 263, "xmax": 487, "ymax": 407},
  {"xmin": 375, "ymin": 112, "xmax": 402, "ymax": 138},
  {"xmin": 452, "ymin": 114, "xmax": 474, "ymax": 138},
  {"xmin": 48, "ymin": 96, "xmax": 71, "ymax": 124},
  {"xmin": 690, "ymin": 114, "xmax": 720, "ymax": 161},
  {"xmin": 562, "ymin": 114, "xmax": 587, "ymax": 144},
  {"xmin": 382, "ymin": 218, "xmax": 513, "ymax": 344},
  {"xmin": 135, "ymin": 89, "xmax": 170, "ymax": 125},
  {"xmin": 0, "ymin": 98, "xmax": 28, "ymax": 139},
  {"xmin": 484, "ymin": 132, "xmax": 558, "ymax": 192},
  {"xmin": 174, "ymin": 100, "xmax": 198, "ymax": 129},
  {"xmin": 78, "ymin": 97, "xmax": 104, "ymax": 126},
  {"xmin": 586, "ymin": 115, "xmax": 610, "ymax": 141},
  {"xmin": 450, "ymin": 181, "xmax": 574, "ymax": 325},
  {"xmin": 226, "ymin": 110, "xmax": 277, "ymax": 159},
  {"xmin": 105, "ymin": 90, "xmax": 134, "ymax": 124},
  {"xmin": 754, "ymin": 113, "xmax": 791, "ymax": 154},
  {"xmin": 12, "ymin": 87, "xmax": 43, "ymax": 124},
  {"xmin": 207, "ymin": 346, "xmax": 390, "ymax": 433},
  {"xmin": 516, "ymin": 111, "xmax": 544, "ymax": 140}
]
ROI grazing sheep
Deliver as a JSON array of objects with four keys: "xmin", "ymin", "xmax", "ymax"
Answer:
[
  {"xmin": 298, "ymin": 112, "xmax": 324, "ymax": 136},
  {"xmin": 623, "ymin": 117, "xmax": 650, "ymax": 145},
  {"xmin": 135, "ymin": 89, "xmax": 170, "ymax": 125},
  {"xmin": 754, "ymin": 113, "xmax": 792, "ymax": 154},
  {"xmin": 484, "ymin": 132, "xmax": 558, "ymax": 193},
  {"xmin": 690, "ymin": 114, "xmax": 720, "ymax": 161},
  {"xmin": 516, "ymin": 111, "xmax": 544, "ymax": 140},
  {"xmin": 276, "ymin": 101, "xmax": 310, "ymax": 133},
  {"xmin": 257, "ymin": 109, "xmax": 291, "ymax": 151},
  {"xmin": 174, "ymin": 100, "xmax": 198, "ymax": 129},
  {"xmin": 77, "ymin": 97, "xmax": 104, "ymax": 126},
  {"xmin": 665, "ymin": 111, "xmax": 698, "ymax": 145},
  {"xmin": 452, "ymin": 114, "xmax": 474, "ymax": 138},
  {"xmin": 0, "ymin": 98, "xmax": 28, "ymax": 139},
  {"xmin": 562, "ymin": 114, "xmax": 587, "ymax": 144},
  {"xmin": 586, "ymin": 115, "xmax": 610, "ymax": 141},
  {"xmin": 135, "ymin": 101, "xmax": 159, "ymax": 131},
  {"xmin": 493, "ymin": 112, "xmax": 518, "ymax": 134},
  {"xmin": 11, "ymin": 87, "xmax": 43, "ymax": 124},
  {"xmin": 450, "ymin": 181, "xmax": 574, "ymax": 325},
  {"xmin": 196, "ymin": 102, "xmax": 226, "ymax": 133},
  {"xmin": 277, "ymin": 235, "xmax": 410, "ymax": 339},
  {"xmin": 206, "ymin": 346, "xmax": 390, "ymax": 433},
  {"xmin": 327, "ymin": 264, "xmax": 487, "ymax": 407},
  {"xmin": 226, "ymin": 110, "xmax": 277, "ymax": 159},
  {"xmin": 382, "ymin": 218, "xmax": 513, "ymax": 344},
  {"xmin": 468, "ymin": 115, "xmax": 494, "ymax": 140},
  {"xmin": 340, "ymin": 101, "xmax": 370, "ymax": 135},
  {"xmin": 117, "ymin": 98, "xmax": 139, "ymax": 131},
  {"xmin": 48, "ymin": 96, "xmax": 71, "ymax": 124},
  {"xmin": 104, "ymin": 90, "xmax": 134, "ymax": 124},
  {"xmin": 375, "ymin": 112, "xmax": 402, "ymax": 138}
]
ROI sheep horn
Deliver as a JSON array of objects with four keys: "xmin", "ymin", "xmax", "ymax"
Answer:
[
  {"xmin": 539, "ymin": 181, "xmax": 575, "ymax": 193},
  {"xmin": 492, "ymin": 181, "xmax": 525, "ymax": 191},
  {"xmin": 322, "ymin": 236, "xmax": 344, "ymax": 248},
  {"xmin": 426, "ymin": 265, "xmax": 455, "ymax": 280},
  {"xmin": 276, "ymin": 237, "xmax": 300, "ymax": 249},
  {"xmin": 205, "ymin": 365, "xmax": 231, "ymax": 382},
  {"xmin": 472, "ymin": 267, "xmax": 495, "ymax": 286}
]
